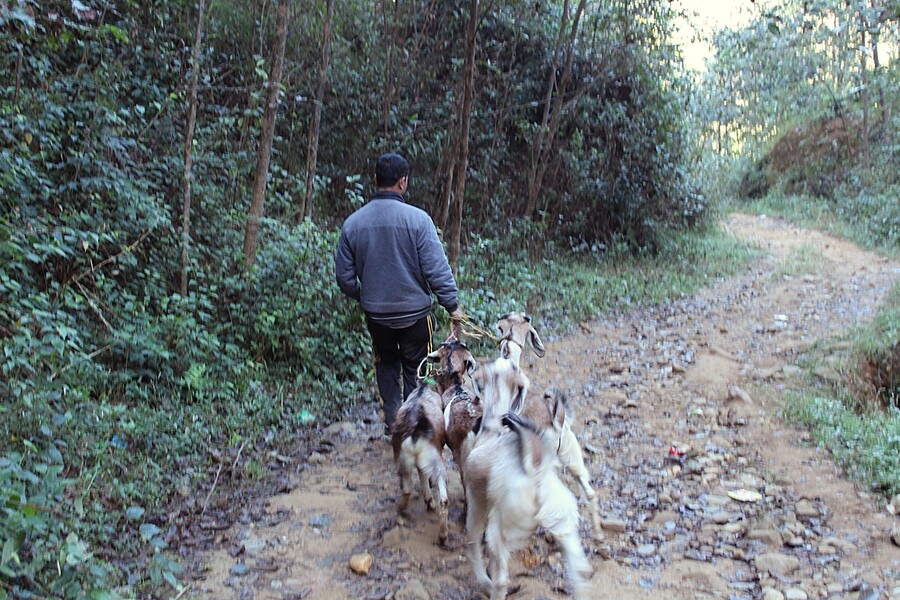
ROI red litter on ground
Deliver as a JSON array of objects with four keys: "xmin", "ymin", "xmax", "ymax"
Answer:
[{"xmin": 668, "ymin": 446, "xmax": 685, "ymax": 457}]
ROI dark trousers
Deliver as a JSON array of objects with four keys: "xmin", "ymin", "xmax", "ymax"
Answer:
[{"xmin": 366, "ymin": 313, "xmax": 435, "ymax": 428}]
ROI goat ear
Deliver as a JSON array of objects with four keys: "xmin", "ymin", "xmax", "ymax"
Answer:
[
  {"xmin": 426, "ymin": 348, "xmax": 442, "ymax": 362},
  {"xmin": 529, "ymin": 328, "xmax": 546, "ymax": 358},
  {"xmin": 544, "ymin": 388, "xmax": 566, "ymax": 429},
  {"xmin": 510, "ymin": 382, "xmax": 526, "ymax": 415},
  {"xmin": 465, "ymin": 356, "xmax": 477, "ymax": 376}
]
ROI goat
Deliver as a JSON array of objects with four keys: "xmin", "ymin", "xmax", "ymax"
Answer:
[
  {"xmin": 497, "ymin": 311, "xmax": 546, "ymax": 366},
  {"xmin": 431, "ymin": 340, "xmax": 481, "ymax": 496},
  {"xmin": 496, "ymin": 312, "xmax": 602, "ymax": 536},
  {"xmin": 464, "ymin": 408, "xmax": 591, "ymax": 599},
  {"xmin": 391, "ymin": 350, "xmax": 450, "ymax": 546}
]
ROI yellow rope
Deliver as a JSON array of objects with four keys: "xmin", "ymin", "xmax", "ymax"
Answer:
[
  {"xmin": 451, "ymin": 312, "xmax": 501, "ymax": 344},
  {"xmin": 415, "ymin": 312, "xmax": 496, "ymax": 384}
]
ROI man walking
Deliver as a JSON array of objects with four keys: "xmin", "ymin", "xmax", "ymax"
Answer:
[{"xmin": 335, "ymin": 153, "xmax": 463, "ymax": 433}]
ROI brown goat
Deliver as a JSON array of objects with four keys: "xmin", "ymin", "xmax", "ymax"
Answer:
[{"xmin": 431, "ymin": 340, "xmax": 481, "ymax": 496}]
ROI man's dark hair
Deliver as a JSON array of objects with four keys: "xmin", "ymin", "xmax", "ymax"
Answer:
[{"xmin": 375, "ymin": 153, "xmax": 410, "ymax": 188}]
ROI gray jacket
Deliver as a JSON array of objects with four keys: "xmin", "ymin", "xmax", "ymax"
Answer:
[{"xmin": 335, "ymin": 192, "xmax": 459, "ymax": 323}]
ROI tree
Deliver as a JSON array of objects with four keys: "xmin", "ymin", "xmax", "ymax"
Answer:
[
  {"xmin": 445, "ymin": 0, "xmax": 479, "ymax": 269},
  {"xmin": 181, "ymin": 0, "xmax": 206, "ymax": 296},
  {"xmin": 242, "ymin": 0, "xmax": 290, "ymax": 268},
  {"xmin": 301, "ymin": 0, "xmax": 334, "ymax": 220},
  {"xmin": 525, "ymin": 0, "xmax": 587, "ymax": 217}
]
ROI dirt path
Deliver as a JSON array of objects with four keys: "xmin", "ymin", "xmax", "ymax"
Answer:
[{"xmin": 188, "ymin": 213, "xmax": 900, "ymax": 600}]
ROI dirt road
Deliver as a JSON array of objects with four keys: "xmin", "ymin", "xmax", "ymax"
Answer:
[{"xmin": 188, "ymin": 213, "xmax": 900, "ymax": 600}]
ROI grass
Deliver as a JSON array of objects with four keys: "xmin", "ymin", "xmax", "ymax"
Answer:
[
  {"xmin": 783, "ymin": 282, "xmax": 900, "ymax": 498},
  {"xmin": 454, "ymin": 223, "xmax": 757, "ymax": 356},
  {"xmin": 774, "ymin": 243, "xmax": 823, "ymax": 280},
  {"xmin": 743, "ymin": 186, "xmax": 900, "ymax": 499},
  {"xmin": 784, "ymin": 391, "xmax": 900, "ymax": 497},
  {"xmin": 734, "ymin": 190, "xmax": 900, "ymax": 259}
]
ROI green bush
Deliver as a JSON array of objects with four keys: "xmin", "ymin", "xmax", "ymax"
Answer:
[
  {"xmin": 785, "ymin": 394, "xmax": 900, "ymax": 497},
  {"xmin": 1, "ymin": 441, "xmax": 125, "ymax": 599},
  {"xmin": 784, "ymin": 284, "xmax": 900, "ymax": 497}
]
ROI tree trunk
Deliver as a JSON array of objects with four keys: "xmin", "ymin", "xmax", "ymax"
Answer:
[
  {"xmin": 489, "ymin": 14, "xmax": 521, "ymax": 221},
  {"xmin": 525, "ymin": 0, "xmax": 586, "ymax": 217},
  {"xmin": 242, "ymin": 0, "xmax": 290, "ymax": 268},
  {"xmin": 435, "ymin": 122, "xmax": 457, "ymax": 231},
  {"xmin": 446, "ymin": 0, "xmax": 478, "ymax": 269},
  {"xmin": 525, "ymin": 0, "xmax": 568, "ymax": 216},
  {"xmin": 870, "ymin": 0, "xmax": 886, "ymax": 126},
  {"xmin": 302, "ymin": 0, "xmax": 334, "ymax": 220},
  {"xmin": 382, "ymin": 0, "xmax": 396, "ymax": 135},
  {"xmin": 181, "ymin": 0, "xmax": 205, "ymax": 296},
  {"xmin": 859, "ymin": 11, "xmax": 870, "ymax": 174}
]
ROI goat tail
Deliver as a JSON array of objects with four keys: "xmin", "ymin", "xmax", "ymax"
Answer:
[
  {"xmin": 393, "ymin": 400, "xmax": 434, "ymax": 445},
  {"xmin": 501, "ymin": 412, "xmax": 544, "ymax": 475}
]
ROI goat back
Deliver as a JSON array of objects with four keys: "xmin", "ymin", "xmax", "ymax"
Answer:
[
  {"xmin": 471, "ymin": 361, "xmax": 527, "ymax": 431},
  {"xmin": 501, "ymin": 412, "xmax": 548, "ymax": 475},
  {"xmin": 392, "ymin": 384, "xmax": 445, "ymax": 459},
  {"xmin": 443, "ymin": 383, "xmax": 481, "ymax": 454},
  {"xmin": 521, "ymin": 386, "xmax": 569, "ymax": 432}
]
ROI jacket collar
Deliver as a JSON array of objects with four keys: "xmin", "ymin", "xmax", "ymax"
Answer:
[{"xmin": 371, "ymin": 191, "xmax": 404, "ymax": 202}]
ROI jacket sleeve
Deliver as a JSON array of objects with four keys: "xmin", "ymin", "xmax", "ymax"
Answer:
[
  {"xmin": 335, "ymin": 229, "xmax": 361, "ymax": 301},
  {"xmin": 417, "ymin": 218, "xmax": 459, "ymax": 314}
]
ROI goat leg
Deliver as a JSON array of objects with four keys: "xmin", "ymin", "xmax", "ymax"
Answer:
[
  {"xmin": 419, "ymin": 468, "xmax": 435, "ymax": 511},
  {"xmin": 465, "ymin": 492, "xmax": 492, "ymax": 593},
  {"xmin": 436, "ymin": 467, "xmax": 450, "ymax": 546},
  {"xmin": 488, "ymin": 552, "xmax": 510, "ymax": 600},
  {"xmin": 397, "ymin": 456, "xmax": 414, "ymax": 513},
  {"xmin": 437, "ymin": 497, "xmax": 449, "ymax": 546},
  {"xmin": 558, "ymin": 426, "xmax": 603, "ymax": 537},
  {"xmin": 563, "ymin": 531, "xmax": 592, "ymax": 599}
]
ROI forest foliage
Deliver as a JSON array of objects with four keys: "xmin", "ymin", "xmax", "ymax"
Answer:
[{"xmin": 0, "ymin": 0, "xmax": 897, "ymax": 596}]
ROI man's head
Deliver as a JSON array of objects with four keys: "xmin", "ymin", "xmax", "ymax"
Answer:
[{"xmin": 375, "ymin": 153, "xmax": 410, "ymax": 191}]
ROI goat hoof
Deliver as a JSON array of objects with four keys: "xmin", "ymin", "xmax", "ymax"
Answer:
[{"xmin": 397, "ymin": 494, "xmax": 411, "ymax": 512}]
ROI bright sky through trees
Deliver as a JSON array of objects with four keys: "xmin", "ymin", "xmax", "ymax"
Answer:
[{"xmin": 674, "ymin": 0, "xmax": 757, "ymax": 70}]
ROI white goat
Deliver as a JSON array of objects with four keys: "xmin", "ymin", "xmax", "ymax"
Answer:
[
  {"xmin": 391, "ymin": 350, "xmax": 450, "ymax": 546},
  {"xmin": 464, "ymin": 361, "xmax": 590, "ymax": 599},
  {"xmin": 496, "ymin": 312, "xmax": 602, "ymax": 536}
]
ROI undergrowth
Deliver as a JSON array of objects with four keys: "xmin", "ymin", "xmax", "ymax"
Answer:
[
  {"xmin": 734, "ymin": 189, "xmax": 900, "ymax": 259},
  {"xmin": 0, "ymin": 218, "xmax": 755, "ymax": 598},
  {"xmin": 455, "ymin": 222, "xmax": 756, "ymax": 356},
  {"xmin": 784, "ymin": 393, "xmax": 900, "ymax": 498},
  {"xmin": 784, "ymin": 283, "xmax": 900, "ymax": 497}
]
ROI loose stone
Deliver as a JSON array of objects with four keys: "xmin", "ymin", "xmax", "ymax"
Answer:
[
  {"xmin": 761, "ymin": 587, "xmax": 785, "ymax": 600},
  {"xmin": 350, "ymin": 552, "xmax": 374, "ymax": 575},
  {"xmin": 601, "ymin": 518, "xmax": 628, "ymax": 533},
  {"xmin": 754, "ymin": 552, "xmax": 801, "ymax": 576},
  {"xmin": 795, "ymin": 500, "xmax": 820, "ymax": 518}
]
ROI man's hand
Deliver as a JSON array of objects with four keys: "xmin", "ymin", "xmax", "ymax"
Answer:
[{"xmin": 449, "ymin": 308, "xmax": 464, "ymax": 338}]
